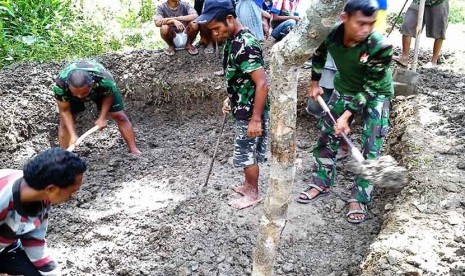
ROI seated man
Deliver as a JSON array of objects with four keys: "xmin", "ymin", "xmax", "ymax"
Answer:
[
  {"xmin": 155, "ymin": 0, "xmax": 200, "ymax": 56},
  {"xmin": 53, "ymin": 60, "xmax": 141, "ymax": 154},
  {"xmin": 194, "ymin": 0, "xmax": 215, "ymax": 53},
  {"xmin": 269, "ymin": 0, "xmax": 300, "ymax": 41},
  {"xmin": 0, "ymin": 148, "xmax": 87, "ymax": 275}
]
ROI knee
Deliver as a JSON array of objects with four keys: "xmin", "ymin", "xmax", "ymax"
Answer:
[
  {"xmin": 110, "ymin": 112, "xmax": 129, "ymax": 123},
  {"xmin": 186, "ymin": 22, "xmax": 199, "ymax": 34},
  {"xmin": 160, "ymin": 25, "xmax": 171, "ymax": 36},
  {"xmin": 285, "ymin": 19, "xmax": 297, "ymax": 28}
]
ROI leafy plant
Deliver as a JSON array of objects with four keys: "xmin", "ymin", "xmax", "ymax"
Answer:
[
  {"xmin": 449, "ymin": 3, "xmax": 465, "ymax": 24},
  {"xmin": 140, "ymin": 0, "xmax": 154, "ymax": 23}
]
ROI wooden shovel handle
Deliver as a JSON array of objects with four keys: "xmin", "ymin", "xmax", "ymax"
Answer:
[
  {"xmin": 317, "ymin": 96, "xmax": 365, "ymax": 162},
  {"xmin": 67, "ymin": 125, "xmax": 100, "ymax": 152}
]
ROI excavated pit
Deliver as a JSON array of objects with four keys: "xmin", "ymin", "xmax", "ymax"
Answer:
[{"xmin": 0, "ymin": 48, "xmax": 463, "ymax": 276}]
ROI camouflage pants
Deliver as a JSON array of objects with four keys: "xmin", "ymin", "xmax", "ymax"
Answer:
[
  {"xmin": 312, "ymin": 93, "xmax": 391, "ymax": 203},
  {"xmin": 233, "ymin": 112, "xmax": 270, "ymax": 168}
]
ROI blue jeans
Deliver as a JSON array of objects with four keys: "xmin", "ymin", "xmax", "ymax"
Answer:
[{"xmin": 271, "ymin": 19, "xmax": 296, "ymax": 41}]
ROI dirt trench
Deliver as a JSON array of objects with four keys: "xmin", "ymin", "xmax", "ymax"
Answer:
[{"xmin": 0, "ymin": 47, "xmax": 463, "ymax": 276}]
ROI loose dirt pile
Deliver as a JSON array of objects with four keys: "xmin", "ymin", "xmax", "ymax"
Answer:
[{"xmin": 0, "ymin": 43, "xmax": 463, "ymax": 276}]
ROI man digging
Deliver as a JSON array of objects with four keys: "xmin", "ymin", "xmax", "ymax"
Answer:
[
  {"xmin": 53, "ymin": 60, "xmax": 141, "ymax": 154},
  {"xmin": 196, "ymin": 0, "xmax": 270, "ymax": 210},
  {"xmin": 298, "ymin": 0, "xmax": 394, "ymax": 224}
]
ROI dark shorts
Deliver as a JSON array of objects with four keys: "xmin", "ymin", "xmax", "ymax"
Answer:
[
  {"xmin": 70, "ymin": 91, "xmax": 125, "ymax": 114},
  {"xmin": 401, "ymin": 1, "xmax": 449, "ymax": 39},
  {"xmin": 233, "ymin": 112, "xmax": 270, "ymax": 168},
  {"xmin": 0, "ymin": 241, "xmax": 41, "ymax": 276}
]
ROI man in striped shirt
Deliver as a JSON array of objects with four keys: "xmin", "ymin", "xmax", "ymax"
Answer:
[{"xmin": 0, "ymin": 148, "xmax": 87, "ymax": 275}]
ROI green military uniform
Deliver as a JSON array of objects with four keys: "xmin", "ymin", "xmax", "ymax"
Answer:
[
  {"xmin": 311, "ymin": 22, "xmax": 393, "ymax": 203},
  {"xmin": 223, "ymin": 29, "xmax": 270, "ymax": 168},
  {"xmin": 53, "ymin": 60, "xmax": 124, "ymax": 114}
]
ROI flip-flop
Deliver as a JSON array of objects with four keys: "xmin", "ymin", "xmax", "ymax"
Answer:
[
  {"xmin": 297, "ymin": 184, "xmax": 329, "ymax": 204},
  {"xmin": 346, "ymin": 199, "xmax": 368, "ymax": 224},
  {"xmin": 392, "ymin": 56, "xmax": 408, "ymax": 67},
  {"xmin": 186, "ymin": 45, "xmax": 199, "ymax": 55},
  {"xmin": 163, "ymin": 48, "xmax": 175, "ymax": 56}
]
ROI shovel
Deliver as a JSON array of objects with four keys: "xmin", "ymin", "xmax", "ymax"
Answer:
[
  {"xmin": 393, "ymin": 0, "xmax": 425, "ymax": 97},
  {"xmin": 317, "ymin": 96, "xmax": 407, "ymax": 189},
  {"xmin": 66, "ymin": 125, "xmax": 100, "ymax": 152}
]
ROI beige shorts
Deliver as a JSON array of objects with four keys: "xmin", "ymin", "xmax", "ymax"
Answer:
[{"xmin": 400, "ymin": 1, "xmax": 449, "ymax": 39}]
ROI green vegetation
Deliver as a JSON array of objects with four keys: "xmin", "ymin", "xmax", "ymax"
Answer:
[
  {"xmin": 0, "ymin": 0, "xmax": 159, "ymax": 69},
  {"xmin": 449, "ymin": 2, "xmax": 465, "ymax": 24},
  {"xmin": 0, "ymin": 0, "xmax": 112, "ymax": 67}
]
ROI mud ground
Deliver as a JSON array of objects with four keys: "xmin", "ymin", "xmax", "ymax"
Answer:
[{"xmin": 0, "ymin": 36, "xmax": 464, "ymax": 275}]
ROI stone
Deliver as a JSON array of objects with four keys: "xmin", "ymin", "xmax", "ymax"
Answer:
[
  {"xmin": 442, "ymin": 182, "xmax": 458, "ymax": 192},
  {"xmin": 447, "ymin": 211, "xmax": 462, "ymax": 225},
  {"xmin": 190, "ymin": 261, "xmax": 199, "ymax": 272},
  {"xmin": 456, "ymin": 161, "xmax": 465, "ymax": 170},
  {"xmin": 387, "ymin": 250, "xmax": 404, "ymax": 265},
  {"xmin": 384, "ymin": 203, "xmax": 394, "ymax": 211},
  {"xmin": 282, "ymin": 263, "xmax": 294, "ymax": 273},
  {"xmin": 334, "ymin": 199, "xmax": 346, "ymax": 213}
]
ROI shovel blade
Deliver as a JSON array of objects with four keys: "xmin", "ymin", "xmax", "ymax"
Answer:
[{"xmin": 393, "ymin": 68, "xmax": 420, "ymax": 97}]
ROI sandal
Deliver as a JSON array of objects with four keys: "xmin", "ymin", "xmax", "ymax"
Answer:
[
  {"xmin": 392, "ymin": 56, "xmax": 408, "ymax": 68},
  {"xmin": 346, "ymin": 198, "xmax": 368, "ymax": 224},
  {"xmin": 163, "ymin": 47, "xmax": 175, "ymax": 56},
  {"xmin": 186, "ymin": 45, "xmax": 199, "ymax": 55},
  {"xmin": 297, "ymin": 184, "xmax": 329, "ymax": 204},
  {"xmin": 204, "ymin": 47, "xmax": 215, "ymax": 54}
]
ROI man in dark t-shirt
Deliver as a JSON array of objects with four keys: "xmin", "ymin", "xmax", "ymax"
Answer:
[{"xmin": 155, "ymin": 0, "xmax": 200, "ymax": 56}]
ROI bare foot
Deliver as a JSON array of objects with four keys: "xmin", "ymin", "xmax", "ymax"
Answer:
[
  {"xmin": 423, "ymin": 61, "xmax": 438, "ymax": 69},
  {"xmin": 228, "ymin": 196, "xmax": 263, "ymax": 209},
  {"xmin": 231, "ymin": 185, "xmax": 248, "ymax": 196},
  {"xmin": 130, "ymin": 148, "xmax": 142, "ymax": 155},
  {"xmin": 392, "ymin": 56, "xmax": 408, "ymax": 67}
]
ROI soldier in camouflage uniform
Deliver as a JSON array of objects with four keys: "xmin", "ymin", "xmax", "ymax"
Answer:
[
  {"xmin": 195, "ymin": 0, "xmax": 270, "ymax": 210},
  {"xmin": 298, "ymin": 0, "xmax": 393, "ymax": 224},
  {"xmin": 53, "ymin": 60, "xmax": 141, "ymax": 154}
]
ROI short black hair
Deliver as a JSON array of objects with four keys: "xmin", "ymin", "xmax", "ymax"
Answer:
[
  {"xmin": 214, "ymin": 10, "xmax": 237, "ymax": 26},
  {"xmin": 68, "ymin": 70, "xmax": 93, "ymax": 88},
  {"xmin": 344, "ymin": 0, "xmax": 379, "ymax": 16},
  {"xmin": 23, "ymin": 147, "xmax": 87, "ymax": 190}
]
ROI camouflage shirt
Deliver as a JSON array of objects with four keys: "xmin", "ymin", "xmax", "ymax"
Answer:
[
  {"xmin": 223, "ymin": 29, "xmax": 270, "ymax": 120},
  {"xmin": 311, "ymin": 22, "xmax": 393, "ymax": 114},
  {"xmin": 53, "ymin": 60, "xmax": 119, "ymax": 102},
  {"xmin": 413, "ymin": 0, "xmax": 446, "ymax": 7}
]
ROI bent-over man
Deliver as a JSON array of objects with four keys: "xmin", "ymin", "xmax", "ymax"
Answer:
[{"xmin": 53, "ymin": 60, "xmax": 141, "ymax": 154}]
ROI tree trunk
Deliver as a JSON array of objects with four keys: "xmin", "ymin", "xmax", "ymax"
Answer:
[{"xmin": 252, "ymin": 1, "xmax": 346, "ymax": 275}]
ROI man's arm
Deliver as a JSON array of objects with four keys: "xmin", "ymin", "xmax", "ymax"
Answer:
[
  {"xmin": 309, "ymin": 41, "xmax": 328, "ymax": 101},
  {"xmin": 271, "ymin": 13, "xmax": 299, "ymax": 23},
  {"xmin": 270, "ymin": 0, "xmax": 299, "ymax": 23},
  {"xmin": 21, "ymin": 220, "xmax": 61, "ymax": 275},
  {"xmin": 248, "ymin": 68, "xmax": 268, "ymax": 138},
  {"xmin": 56, "ymin": 100, "xmax": 77, "ymax": 145},
  {"xmin": 95, "ymin": 94, "xmax": 112, "ymax": 129}
]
